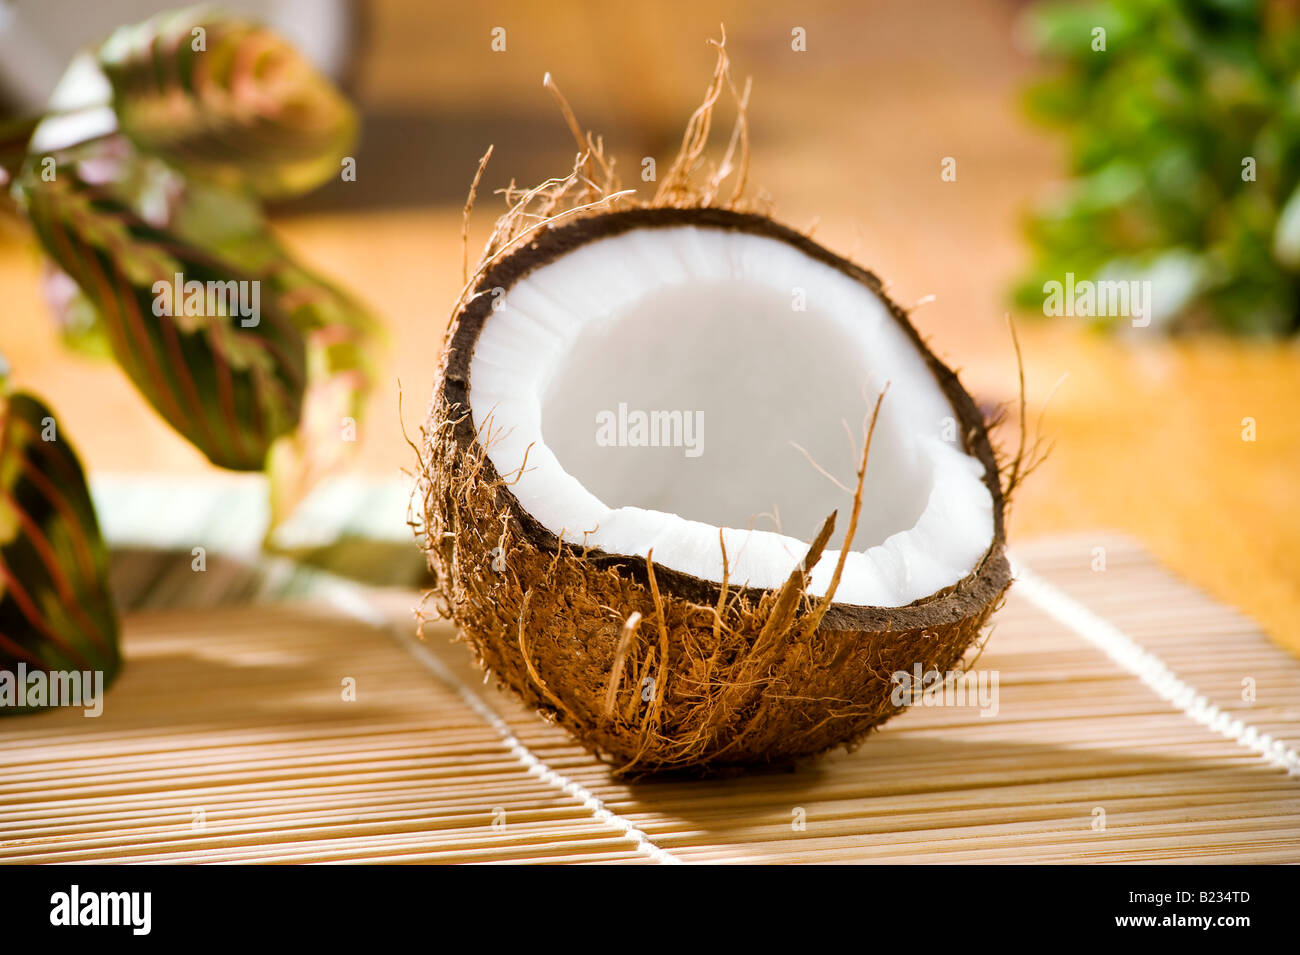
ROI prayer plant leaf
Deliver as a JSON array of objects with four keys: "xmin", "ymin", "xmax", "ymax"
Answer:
[
  {"xmin": 0, "ymin": 380, "xmax": 121, "ymax": 712},
  {"xmin": 16, "ymin": 164, "xmax": 307, "ymax": 471},
  {"xmin": 98, "ymin": 9, "xmax": 358, "ymax": 199}
]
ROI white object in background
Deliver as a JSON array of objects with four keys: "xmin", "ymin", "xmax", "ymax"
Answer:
[{"xmin": 0, "ymin": 0, "xmax": 356, "ymax": 113}]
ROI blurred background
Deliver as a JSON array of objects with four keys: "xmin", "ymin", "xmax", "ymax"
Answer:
[{"xmin": 1, "ymin": 0, "xmax": 1297, "ymax": 652}]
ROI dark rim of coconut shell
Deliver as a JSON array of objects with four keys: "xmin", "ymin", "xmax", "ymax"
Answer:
[{"xmin": 440, "ymin": 206, "xmax": 1010, "ymax": 633}]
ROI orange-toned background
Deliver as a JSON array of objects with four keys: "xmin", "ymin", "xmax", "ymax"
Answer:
[{"xmin": 3, "ymin": 0, "xmax": 1298, "ymax": 651}]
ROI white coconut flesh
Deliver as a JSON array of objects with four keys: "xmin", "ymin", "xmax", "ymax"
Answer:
[{"xmin": 467, "ymin": 224, "xmax": 995, "ymax": 608}]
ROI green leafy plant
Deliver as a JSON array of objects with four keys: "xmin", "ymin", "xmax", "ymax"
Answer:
[
  {"xmin": 0, "ymin": 8, "xmax": 381, "ymax": 712},
  {"xmin": 99, "ymin": 12, "xmax": 358, "ymax": 198},
  {"xmin": 1015, "ymin": 0, "xmax": 1300, "ymax": 335},
  {"xmin": 3, "ymin": 7, "xmax": 380, "ymax": 514},
  {"xmin": 19, "ymin": 163, "xmax": 309, "ymax": 469}
]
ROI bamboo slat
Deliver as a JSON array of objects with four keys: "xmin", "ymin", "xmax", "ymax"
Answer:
[{"xmin": 2, "ymin": 482, "xmax": 1297, "ymax": 863}]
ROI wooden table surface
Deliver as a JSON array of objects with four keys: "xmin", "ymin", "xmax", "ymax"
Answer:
[{"xmin": 1, "ymin": 0, "xmax": 1296, "ymax": 652}]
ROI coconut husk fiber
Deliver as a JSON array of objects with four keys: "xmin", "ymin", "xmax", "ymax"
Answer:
[{"xmin": 414, "ymin": 31, "xmax": 1016, "ymax": 774}]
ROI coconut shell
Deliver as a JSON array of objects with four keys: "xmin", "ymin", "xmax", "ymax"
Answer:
[{"xmin": 418, "ymin": 207, "xmax": 1011, "ymax": 774}]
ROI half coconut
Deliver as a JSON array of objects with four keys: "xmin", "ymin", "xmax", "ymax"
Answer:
[{"xmin": 420, "ymin": 205, "xmax": 1011, "ymax": 773}]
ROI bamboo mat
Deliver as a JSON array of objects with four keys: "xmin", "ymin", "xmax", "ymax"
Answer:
[{"xmin": 1, "ymin": 479, "xmax": 1298, "ymax": 863}]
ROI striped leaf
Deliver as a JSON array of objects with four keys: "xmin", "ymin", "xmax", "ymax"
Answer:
[
  {"xmin": 264, "ymin": 262, "xmax": 381, "ymax": 533},
  {"xmin": 17, "ymin": 167, "xmax": 307, "ymax": 471},
  {"xmin": 30, "ymin": 164, "xmax": 380, "ymax": 526},
  {"xmin": 171, "ymin": 179, "xmax": 383, "ymax": 530},
  {"xmin": 0, "ymin": 386, "xmax": 120, "ymax": 713},
  {"xmin": 98, "ymin": 10, "xmax": 358, "ymax": 199}
]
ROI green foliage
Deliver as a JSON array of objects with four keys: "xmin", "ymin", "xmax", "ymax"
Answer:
[
  {"xmin": 1016, "ymin": 0, "xmax": 1300, "ymax": 335},
  {"xmin": 0, "ymin": 8, "xmax": 379, "ymax": 702},
  {"xmin": 99, "ymin": 10, "xmax": 358, "ymax": 198},
  {"xmin": 140, "ymin": 173, "xmax": 383, "ymax": 530},
  {"xmin": 0, "ymin": 382, "xmax": 121, "ymax": 711},
  {"xmin": 18, "ymin": 163, "xmax": 308, "ymax": 470},
  {"xmin": 8, "ymin": 7, "xmax": 379, "ymax": 512}
]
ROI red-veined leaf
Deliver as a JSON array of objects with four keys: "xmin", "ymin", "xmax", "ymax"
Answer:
[
  {"xmin": 0, "ymin": 381, "xmax": 120, "ymax": 712},
  {"xmin": 98, "ymin": 10, "xmax": 358, "ymax": 198}
]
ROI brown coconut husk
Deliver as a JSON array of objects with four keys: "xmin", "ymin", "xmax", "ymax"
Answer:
[{"xmin": 414, "ymin": 31, "xmax": 1021, "ymax": 774}]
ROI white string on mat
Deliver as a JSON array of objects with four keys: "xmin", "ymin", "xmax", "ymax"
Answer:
[
  {"xmin": 320, "ymin": 584, "xmax": 685, "ymax": 865},
  {"xmin": 1010, "ymin": 555, "xmax": 1300, "ymax": 778}
]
